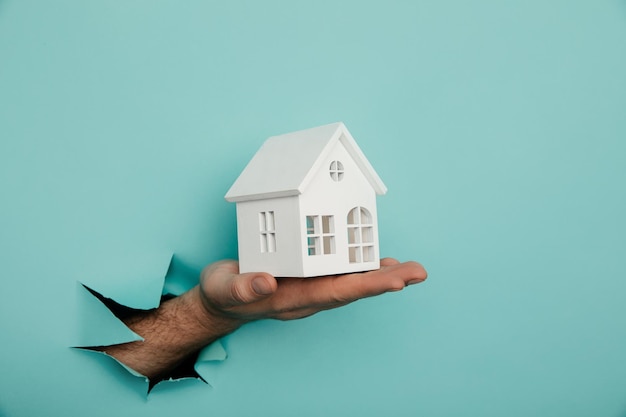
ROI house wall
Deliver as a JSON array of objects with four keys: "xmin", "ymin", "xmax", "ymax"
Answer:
[
  {"xmin": 298, "ymin": 138, "xmax": 380, "ymax": 277},
  {"xmin": 235, "ymin": 196, "xmax": 304, "ymax": 276}
]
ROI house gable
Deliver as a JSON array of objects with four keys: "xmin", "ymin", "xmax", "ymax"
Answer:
[
  {"xmin": 298, "ymin": 139, "xmax": 381, "ymax": 276},
  {"xmin": 224, "ymin": 122, "xmax": 386, "ymax": 203},
  {"xmin": 299, "ymin": 138, "xmax": 376, "ymax": 212}
]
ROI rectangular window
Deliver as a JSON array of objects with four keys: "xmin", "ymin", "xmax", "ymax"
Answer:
[
  {"xmin": 362, "ymin": 245, "xmax": 374, "ymax": 262},
  {"xmin": 323, "ymin": 236, "xmax": 335, "ymax": 254},
  {"xmin": 349, "ymin": 246, "xmax": 361, "ymax": 263},
  {"xmin": 259, "ymin": 211, "xmax": 276, "ymax": 253},
  {"xmin": 306, "ymin": 215, "xmax": 335, "ymax": 256},
  {"xmin": 347, "ymin": 226, "xmax": 359, "ymax": 244},
  {"xmin": 361, "ymin": 226, "xmax": 373, "ymax": 243},
  {"xmin": 307, "ymin": 236, "xmax": 319, "ymax": 256},
  {"xmin": 322, "ymin": 215, "xmax": 333, "ymax": 234}
]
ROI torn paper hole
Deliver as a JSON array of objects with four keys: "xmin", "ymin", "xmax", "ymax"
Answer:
[{"xmin": 71, "ymin": 252, "xmax": 226, "ymax": 395}]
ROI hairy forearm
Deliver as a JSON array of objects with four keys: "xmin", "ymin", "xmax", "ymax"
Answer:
[{"xmin": 99, "ymin": 286, "xmax": 242, "ymax": 380}]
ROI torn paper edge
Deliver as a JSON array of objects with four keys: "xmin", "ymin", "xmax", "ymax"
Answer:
[{"xmin": 71, "ymin": 252, "xmax": 227, "ymax": 395}]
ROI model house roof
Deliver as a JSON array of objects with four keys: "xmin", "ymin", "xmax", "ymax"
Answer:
[{"xmin": 225, "ymin": 122, "xmax": 387, "ymax": 203}]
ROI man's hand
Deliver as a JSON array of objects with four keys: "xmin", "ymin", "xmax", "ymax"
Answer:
[
  {"xmin": 99, "ymin": 258, "xmax": 427, "ymax": 382},
  {"xmin": 199, "ymin": 258, "xmax": 427, "ymax": 323}
]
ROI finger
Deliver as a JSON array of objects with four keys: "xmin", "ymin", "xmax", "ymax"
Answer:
[
  {"xmin": 275, "ymin": 299, "xmax": 352, "ymax": 320},
  {"xmin": 380, "ymin": 257, "xmax": 400, "ymax": 267},
  {"xmin": 292, "ymin": 261, "xmax": 428, "ymax": 308},
  {"xmin": 202, "ymin": 266, "xmax": 278, "ymax": 308},
  {"xmin": 338, "ymin": 261, "xmax": 427, "ymax": 299},
  {"xmin": 388, "ymin": 260, "xmax": 428, "ymax": 284}
]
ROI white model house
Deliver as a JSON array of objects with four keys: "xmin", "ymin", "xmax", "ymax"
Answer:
[{"xmin": 225, "ymin": 122, "xmax": 387, "ymax": 277}]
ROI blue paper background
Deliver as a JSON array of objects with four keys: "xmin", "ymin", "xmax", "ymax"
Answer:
[{"xmin": 1, "ymin": 1, "xmax": 625, "ymax": 415}]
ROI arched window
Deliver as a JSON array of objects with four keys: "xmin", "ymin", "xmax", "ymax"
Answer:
[{"xmin": 347, "ymin": 207, "xmax": 374, "ymax": 263}]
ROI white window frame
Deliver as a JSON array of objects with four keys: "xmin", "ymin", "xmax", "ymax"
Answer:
[
  {"xmin": 259, "ymin": 211, "xmax": 276, "ymax": 253},
  {"xmin": 329, "ymin": 160, "xmax": 344, "ymax": 182},
  {"xmin": 347, "ymin": 207, "xmax": 374, "ymax": 263},
  {"xmin": 306, "ymin": 215, "xmax": 335, "ymax": 256}
]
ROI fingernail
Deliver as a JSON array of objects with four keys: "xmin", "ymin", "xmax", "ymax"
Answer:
[
  {"xmin": 407, "ymin": 278, "xmax": 425, "ymax": 286},
  {"xmin": 252, "ymin": 276, "xmax": 273, "ymax": 295}
]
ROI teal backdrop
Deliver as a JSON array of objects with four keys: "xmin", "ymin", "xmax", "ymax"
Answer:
[{"xmin": 1, "ymin": 1, "xmax": 625, "ymax": 416}]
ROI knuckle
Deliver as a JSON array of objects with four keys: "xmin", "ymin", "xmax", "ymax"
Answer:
[
  {"xmin": 229, "ymin": 282, "xmax": 249, "ymax": 304},
  {"xmin": 406, "ymin": 261, "xmax": 427, "ymax": 278},
  {"xmin": 389, "ymin": 278, "xmax": 406, "ymax": 292},
  {"xmin": 329, "ymin": 278, "xmax": 350, "ymax": 304}
]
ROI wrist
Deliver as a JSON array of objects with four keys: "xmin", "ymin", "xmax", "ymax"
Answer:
[
  {"xmin": 187, "ymin": 286, "xmax": 245, "ymax": 342},
  {"xmin": 95, "ymin": 285, "xmax": 246, "ymax": 382}
]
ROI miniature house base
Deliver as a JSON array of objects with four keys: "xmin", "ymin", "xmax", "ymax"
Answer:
[{"xmin": 225, "ymin": 122, "xmax": 387, "ymax": 278}]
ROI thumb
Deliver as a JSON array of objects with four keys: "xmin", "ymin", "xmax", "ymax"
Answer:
[{"xmin": 224, "ymin": 272, "xmax": 277, "ymax": 306}]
